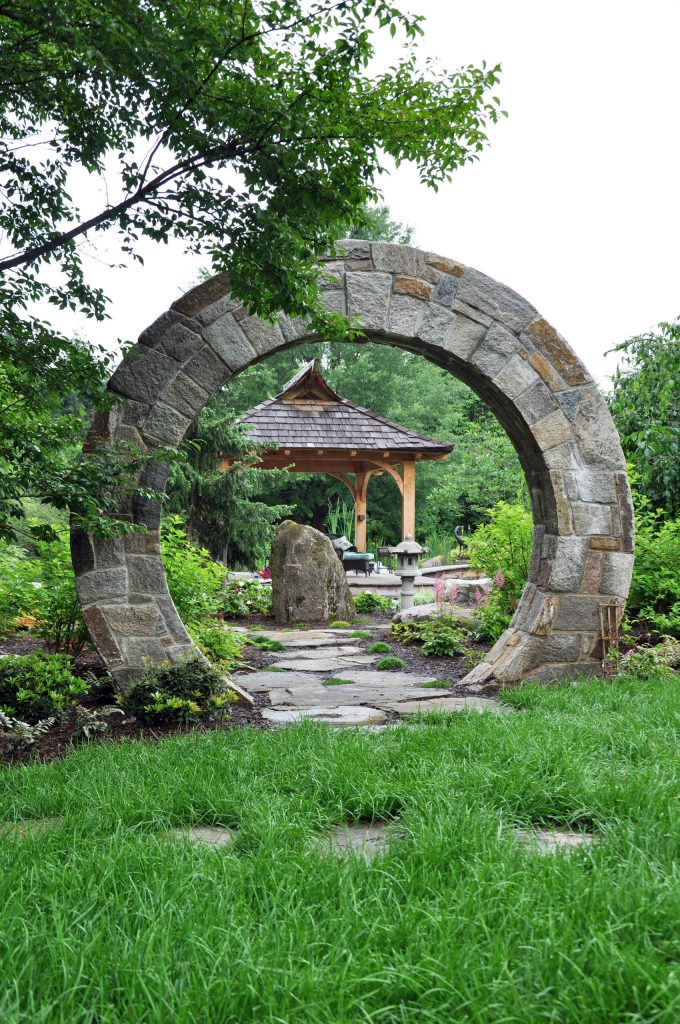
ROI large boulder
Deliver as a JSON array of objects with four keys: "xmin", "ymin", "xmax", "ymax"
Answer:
[{"xmin": 271, "ymin": 521, "xmax": 355, "ymax": 624}]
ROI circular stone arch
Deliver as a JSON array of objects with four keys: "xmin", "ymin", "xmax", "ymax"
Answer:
[{"xmin": 72, "ymin": 240, "xmax": 634, "ymax": 690}]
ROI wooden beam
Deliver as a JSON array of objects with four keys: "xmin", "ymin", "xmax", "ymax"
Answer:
[{"xmin": 401, "ymin": 460, "xmax": 416, "ymax": 541}]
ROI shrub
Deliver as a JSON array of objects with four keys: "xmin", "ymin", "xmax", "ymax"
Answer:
[
  {"xmin": 350, "ymin": 630, "xmax": 371, "ymax": 639},
  {"xmin": 190, "ymin": 621, "xmax": 246, "ymax": 669},
  {"xmin": 329, "ymin": 620, "xmax": 351, "ymax": 629},
  {"xmin": 219, "ymin": 579, "xmax": 272, "ymax": 619},
  {"xmin": 377, "ymin": 656, "xmax": 405, "ymax": 670},
  {"xmin": 0, "ymin": 545, "xmax": 38, "ymax": 637},
  {"xmin": 353, "ymin": 592, "xmax": 393, "ymax": 612},
  {"xmin": 0, "ymin": 652, "xmax": 89, "ymax": 723},
  {"xmin": 30, "ymin": 535, "xmax": 90, "ymax": 655},
  {"xmin": 368, "ymin": 641, "xmax": 391, "ymax": 654},
  {"xmin": 123, "ymin": 657, "xmax": 236, "ymax": 725},
  {"xmin": 162, "ymin": 517, "xmax": 224, "ymax": 625},
  {"xmin": 467, "ymin": 500, "xmax": 533, "ymax": 640},
  {"xmin": 620, "ymin": 637, "xmax": 679, "ymax": 678},
  {"xmin": 391, "ymin": 616, "xmax": 468, "ymax": 657},
  {"xmin": 0, "ymin": 710, "xmax": 55, "ymax": 752},
  {"xmin": 413, "ymin": 589, "xmax": 435, "ymax": 606},
  {"xmin": 628, "ymin": 511, "xmax": 680, "ymax": 637}
]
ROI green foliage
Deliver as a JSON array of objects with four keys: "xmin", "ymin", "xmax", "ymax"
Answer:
[
  {"xmin": 353, "ymin": 592, "xmax": 393, "ymax": 612},
  {"xmin": 1, "ymin": 2, "xmax": 503, "ymax": 538},
  {"xmin": 608, "ymin": 320, "xmax": 680, "ymax": 515},
  {"xmin": 376, "ymin": 656, "xmax": 405, "ymax": 670},
  {"xmin": 342, "ymin": 202, "xmax": 414, "ymax": 244},
  {"xmin": 391, "ymin": 617, "xmax": 467, "ymax": 657},
  {"xmin": 246, "ymin": 636, "xmax": 285, "ymax": 652},
  {"xmin": 322, "ymin": 678, "xmax": 354, "ymax": 686},
  {"xmin": 325, "ymin": 498, "xmax": 355, "ymax": 543},
  {"xmin": 421, "ymin": 679, "xmax": 450, "ymax": 689},
  {"xmin": 123, "ymin": 657, "xmax": 235, "ymax": 725},
  {"xmin": 468, "ymin": 500, "xmax": 533, "ymax": 640},
  {"xmin": 73, "ymin": 704, "xmax": 124, "ymax": 740},
  {"xmin": 0, "ymin": 652, "xmax": 88, "ymax": 723},
  {"xmin": 0, "ymin": 709, "xmax": 55, "ymax": 752},
  {"xmin": 0, "ymin": 544, "xmax": 39, "ymax": 635},
  {"xmin": 350, "ymin": 630, "xmax": 371, "ymax": 640},
  {"xmin": 368, "ymin": 642, "xmax": 391, "ymax": 654},
  {"xmin": 219, "ymin": 580, "xmax": 273, "ymax": 619},
  {"xmin": 329, "ymin": 621, "xmax": 351, "ymax": 629},
  {"xmin": 628, "ymin": 506, "xmax": 680, "ymax": 637}
]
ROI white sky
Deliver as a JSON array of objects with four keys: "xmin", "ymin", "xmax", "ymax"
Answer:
[{"xmin": 58, "ymin": 0, "xmax": 680, "ymax": 387}]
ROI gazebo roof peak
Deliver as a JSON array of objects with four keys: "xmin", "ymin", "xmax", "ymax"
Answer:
[{"xmin": 238, "ymin": 360, "xmax": 453, "ymax": 455}]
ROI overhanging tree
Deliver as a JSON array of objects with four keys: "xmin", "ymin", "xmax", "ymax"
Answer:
[{"xmin": 0, "ymin": 0, "xmax": 504, "ymax": 536}]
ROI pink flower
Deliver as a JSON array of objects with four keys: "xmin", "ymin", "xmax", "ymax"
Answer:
[
  {"xmin": 447, "ymin": 583, "xmax": 458, "ymax": 606},
  {"xmin": 493, "ymin": 568, "xmax": 505, "ymax": 589},
  {"xmin": 474, "ymin": 587, "xmax": 489, "ymax": 606},
  {"xmin": 433, "ymin": 577, "xmax": 445, "ymax": 606}
]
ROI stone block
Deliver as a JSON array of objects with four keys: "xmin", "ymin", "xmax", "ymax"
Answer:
[
  {"xmin": 182, "ymin": 347, "xmax": 231, "ymax": 393},
  {"xmin": 336, "ymin": 239, "xmax": 371, "ymax": 260},
  {"xmin": 543, "ymin": 442, "xmax": 582, "ymax": 472},
  {"xmin": 279, "ymin": 315, "xmax": 309, "ymax": 343},
  {"xmin": 196, "ymin": 295, "xmax": 240, "ymax": 327},
  {"xmin": 451, "ymin": 300, "xmax": 493, "ymax": 327},
  {"xmin": 580, "ymin": 549, "xmax": 603, "ymax": 592},
  {"xmin": 549, "ymin": 537, "xmax": 589, "ymax": 591},
  {"xmin": 457, "ymin": 268, "xmax": 537, "ymax": 332},
  {"xmin": 615, "ymin": 471, "xmax": 635, "ymax": 553},
  {"xmin": 393, "ymin": 276, "xmax": 433, "ymax": 300},
  {"xmin": 203, "ymin": 315, "xmax": 258, "ymax": 371},
  {"xmin": 156, "ymin": 322, "xmax": 204, "ymax": 363},
  {"xmin": 469, "ymin": 323, "xmax": 520, "ymax": 377},
  {"xmin": 432, "ymin": 273, "xmax": 459, "ymax": 308},
  {"xmin": 524, "ymin": 319, "xmax": 592, "ymax": 386},
  {"xmin": 572, "ymin": 469, "xmax": 617, "ymax": 504},
  {"xmin": 345, "ymin": 258, "xmax": 373, "ymax": 272},
  {"xmin": 528, "ymin": 351, "xmax": 567, "ymax": 392},
  {"xmin": 554, "ymin": 594, "xmax": 612, "ymax": 631},
  {"xmin": 240, "ymin": 316, "xmax": 285, "ymax": 356},
  {"xmin": 120, "ymin": 399, "xmax": 150, "ymax": 430},
  {"xmin": 108, "ymin": 346, "xmax": 179, "ymax": 405},
  {"xmin": 493, "ymin": 353, "xmax": 541, "ymax": 399},
  {"xmin": 526, "ymin": 661, "xmax": 602, "ymax": 684},
  {"xmin": 557, "ymin": 390, "xmax": 581, "ymax": 422},
  {"xmin": 125, "ymin": 637, "xmax": 177, "ymax": 665},
  {"xmin": 127, "ymin": 555, "xmax": 170, "ymax": 595},
  {"xmin": 572, "ymin": 387, "xmax": 627, "ymax": 470},
  {"xmin": 83, "ymin": 606, "xmax": 124, "ymax": 664},
  {"xmin": 320, "ymin": 289, "xmax": 346, "ymax": 315},
  {"xmin": 124, "ymin": 531, "xmax": 161, "ymax": 556},
  {"xmin": 71, "ymin": 528, "xmax": 95, "ymax": 576},
  {"xmin": 548, "ymin": 471, "xmax": 574, "ymax": 533},
  {"xmin": 319, "ymin": 261, "xmax": 345, "ymax": 287},
  {"xmin": 441, "ymin": 315, "xmax": 487, "ymax": 360},
  {"xmin": 514, "ymin": 380, "xmax": 560, "ymax": 425},
  {"xmin": 143, "ymin": 402, "xmax": 192, "ymax": 446},
  {"xmin": 77, "ymin": 568, "xmax": 129, "ymax": 606},
  {"xmin": 171, "ymin": 273, "xmax": 231, "ymax": 317},
  {"xmin": 346, "ymin": 272, "xmax": 391, "ymax": 331},
  {"xmin": 600, "ymin": 552, "xmax": 634, "ymax": 598},
  {"xmin": 160, "ymin": 373, "xmax": 210, "ymax": 419},
  {"xmin": 92, "ymin": 538, "xmax": 126, "ymax": 569},
  {"xmin": 387, "ymin": 294, "xmax": 425, "ymax": 337},
  {"xmin": 531, "ymin": 409, "xmax": 573, "ymax": 451},
  {"xmin": 156, "ymin": 596, "xmax": 192, "ymax": 643},
  {"xmin": 102, "ymin": 603, "xmax": 165, "ymax": 636},
  {"xmin": 426, "ymin": 253, "xmax": 465, "ymax": 277},
  {"xmin": 138, "ymin": 310, "xmax": 202, "ymax": 355},
  {"xmin": 572, "ymin": 502, "xmax": 613, "ymax": 536},
  {"xmin": 589, "ymin": 536, "xmax": 622, "ymax": 551},
  {"xmin": 371, "ymin": 242, "xmax": 426, "ymax": 276}
]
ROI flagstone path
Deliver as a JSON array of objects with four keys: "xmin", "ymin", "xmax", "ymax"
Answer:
[{"xmin": 234, "ymin": 626, "xmax": 505, "ymax": 727}]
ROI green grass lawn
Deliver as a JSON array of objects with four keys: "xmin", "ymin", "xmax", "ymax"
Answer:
[{"xmin": 1, "ymin": 672, "xmax": 678, "ymax": 1023}]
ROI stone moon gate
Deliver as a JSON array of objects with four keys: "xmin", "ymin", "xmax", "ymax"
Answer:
[{"xmin": 72, "ymin": 241, "xmax": 634, "ymax": 689}]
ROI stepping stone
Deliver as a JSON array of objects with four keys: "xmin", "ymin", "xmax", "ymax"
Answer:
[
  {"xmin": 323, "ymin": 821, "xmax": 400, "ymax": 860},
  {"xmin": 514, "ymin": 828, "xmax": 595, "ymax": 854},
  {"xmin": 0, "ymin": 817, "xmax": 63, "ymax": 839},
  {"xmin": 270, "ymin": 645, "xmax": 364, "ymax": 659},
  {"xmin": 240, "ymin": 630, "xmax": 360, "ymax": 648},
  {"xmin": 392, "ymin": 603, "xmax": 474, "ymax": 623},
  {"xmin": 376, "ymin": 696, "xmax": 507, "ymax": 715},
  {"xmin": 240, "ymin": 671, "xmax": 327, "ymax": 692},
  {"xmin": 262, "ymin": 705, "xmax": 387, "ymax": 728},
  {"xmin": 330, "ymin": 670, "xmax": 448, "ymax": 688},
  {"xmin": 266, "ymin": 683, "xmax": 451, "ymax": 708},
  {"xmin": 271, "ymin": 655, "xmax": 377, "ymax": 672},
  {"xmin": 168, "ymin": 825, "xmax": 235, "ymax": 848}
]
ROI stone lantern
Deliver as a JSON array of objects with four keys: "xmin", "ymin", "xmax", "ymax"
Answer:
[{"xmin": 392, "ymin": 533, "xmax": 425, "ymax": 610}]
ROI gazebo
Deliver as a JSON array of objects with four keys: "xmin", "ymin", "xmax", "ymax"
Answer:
[{"xmin": 219, "ymin": 360, "xmax": 452, "ymax": 552}]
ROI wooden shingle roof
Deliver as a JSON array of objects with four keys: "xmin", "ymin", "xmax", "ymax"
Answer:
[{"xmin": 238, "ymin": 360, "xmax": 453, "ymax": 454}]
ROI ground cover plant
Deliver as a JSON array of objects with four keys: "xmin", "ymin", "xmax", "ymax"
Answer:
[{"xmin": 0, "ymin": 670, "xmax": 678, "ymax": 1022}]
